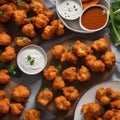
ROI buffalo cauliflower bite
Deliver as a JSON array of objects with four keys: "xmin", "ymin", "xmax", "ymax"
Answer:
[
  {"xmin": 77, "ymin": 66, "xmax": 91, "ymax": 82},
  {"xmin": 0, "ymin": 69, "xmax": 11, "ymax": 84},
  {"xmin": 12, "ymin": 85, "xmax": 30, "ymax": 103},
  {"xmin": 54, "ymin": 96, "xmax": 71, "ymax": 110},
  {"xmin": 72, "ymin": 40, "xmax": 92, "ymax": 57},
  {"xmin": 111, "ymin": 100, "xmax": 120, "ymax": 110},
  {"xmin": 44, "ymin": 11, "xmax": 55, "ymax": 21},
  {"xmin": 37, "ymin": 89, "xmax": 53, "ymax": 106},
  {"xmin": 13, "ymin": 10, "xmax": 27, "ymax": 26},
  {"xmin": 91, "ymin": 38, "xmax": 109, "ymax": 53},
  {"xmin": 0, "ymin": 90, "xmax": 6, "ymax": 99},
  {"xmin": 0, "ymin": 33, "xmax": 12, "ymax": 46},
  {"xmin": 15, "ymin": 36, "xmax": 32, "ymax": 47},
  {"xmin": 10, "ymin": 103, "xmax": 24, "ymax": 115},
  {"xmin": 43, "ymin": 65, "xmax": 58, "ymax": 81},
  {"xmin": 52, "ymin": 76, "xmax": 65, "ymax": 91},
  {"xmin": 0, "ymin": 46, "xmax": 16, "ymax": 63},
  {"xmin": 23, "ymin": 109, "xmax": 41, "ymax": 120},
  {"xmin": 29, "ymin": 0, "xmax": 44, "ymax": 14},
  {"xmin": 0, "ymin": 98, "xmax": 10, "ymax": 114},
  {"xmin": 63, "ymin": 86, "xmax": 79, "ymax": 101},
  {"xmin": 101, "ymin": 51, "xmax": 116, "ymax": 69},
  {"xmin": 32, "ymin": 14, "xmax": 49, "ymax": 29},
  {"xmin": 62, "ymin": 67, "xmax": 77, "ymax": 82},
  {"xmin": 22, "ymin": 23, "xmax": 36, "ymax": 38},
  {"xmin": 81, "ymin": 102, "xmax": 102, "ymax": 120}
]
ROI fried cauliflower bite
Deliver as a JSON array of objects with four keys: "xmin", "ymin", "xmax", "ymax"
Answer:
[
  {"xmin": 51, "ymin": 44, "xmax": 67, "ymax": 60},
  {"xmin": 22, "ymin": 23, "xmax": 36, "ymax": 38},
  {"xmin": 10, "ymin": 103, "xmax": 24, "ymax": 115},
  {"xmin": 13, "ymin": 10, "xmax": 27, "ymax": 26},
  {"xmin": 0, "ymin": 69, "xmax": 11, "ymax": 84},
  {"xmin": 0, "ymin": 90, "xmax": 6, "ymax": 99},
  {"xmin": 0, "ymin": 46, "xmax": 16, "ymax": 63},
  {"xmin": 111, "ymin": 100, "xmax": 120, "ymax": 110},
  {"xmin": 43, "ymin": 65, "xmax": 58, "ymax": 81},
  {"xmin": 23, "ymin": 109, "xmax": 41, "ymax": 120},
  {"xmin": 0, "ymin": 98, "xmax": 10, "ymax": 114},
  {"xmin": 63, "ymin": 86, "xmax": 79, "ymax": 101},
  {"xmin": 37, "ymin": 89, "xmax": 53, "ymax": 106},
  {"xmin": 91, "ymin": 38, "xmax": 109, "ymax": 53},
  {"xmin": 0, "ymin": 4, "xmax": 14, "ymax": 23},
  {"xmin": 52, "ymin": 76, "xmax": 65, "ymax": 91},
  {"xmin": 81, "ymin": 102, "xmax": 102, "ymax": 120},
  {"xmin": 77, "ymin": 66, "xmax": 91, "ymax": 82},
  {"xmin": 54, "ymin": 96, "xmax": 71, "ymax": 110},
  {"xmin": 72, "ymin": 40, "xmax": 92, "ymax": 57},
  {"xmin": 12, "ymin": 85, "xmax": 30, "ymax": 103},
  {"xmin": 62, "ymin": 67, "xmax": 77, "ymax": 82},
  {"xmin": 44, "ymin": 11, "xmax": 55, "ymax": 21},
  {"xmin": 32, "ymin": 14, "xmax": 49, "ymax": 29},
  {"xmin": 0, "ymin": 32, "xmax": 12, "ymax": 46},
  {"xmin": 101, "ymin": 51, "xmax": 116, "ymax": 69},
  {"xmin": 29, "ymin": 0, "xmax": 44, "ymax": 14}
]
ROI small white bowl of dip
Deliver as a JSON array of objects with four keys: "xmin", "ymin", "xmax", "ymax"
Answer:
[{"xmin": 17, "ymin": 44, "xmax": 47, "ymax": 75}]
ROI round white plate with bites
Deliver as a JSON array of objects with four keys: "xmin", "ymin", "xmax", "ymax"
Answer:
[{"xmin": 74, "ymin": 81, "xmax": 120, "ymax": 120}]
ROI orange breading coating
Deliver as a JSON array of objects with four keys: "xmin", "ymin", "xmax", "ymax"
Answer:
[
  {"xmin": 32, "ymin": 14, "xmax": 49, "ymax": 29},
  {"xmin": 44, "ymin": 11, "xmax": 55, "ymax": 21},
  {"xmin": 0, "ymin": 46, "xmax": 16, "ymax": 63},
  {"xmin": 29, "ymin": 0, "xmax": 45, "ymax": 14},
  {"xmin": 0, "ymin": 90, "xmax": 6, "ymax": 99},
  {"xmin": 51, "ymin": 44, "xmax": 67, "ymax": 60},
  {"xmin": 13, "ymin": 10, "xmax": 27, "ymax": 26},
  {"xmin": 0, "ymin": 24, "xmax": 6, "ymax": 33},
  {"xmin": 23, "ymin": 109, "xmax": 41, "ymax": 120},
  {"xmin": 10, "ymin": 103, "xmax": 24, "ymax": 115},
  {"xmin": 52, "ymin": 76, "xmax": 65, "ymax": 91},
  {"xmin": 43, "ymin": 65, "xmax": 58, "ymax": 81},
  {"xmin": 12, "ymin": 85, "xmax": 30, "ymax": 102},
  {"xmin": 72, "ymin": 40, "xmax": 92, "ymax": 57},
  {"xmin": 111, "ymin": 100, "xmax": 120, "ymax": 110},
  {"xmin": 37, "ymin": 89, "xmax": 53, "ymax": 106},
  {"xmin": 91, "ymin": 38, "xmax": 109, "ymax": 53},
  {"xmin": 77, "ymin": 66, "xmax": 91, "ymax": 82},
  {"xmin": 62, "ymin": 67, "xmax": 77, "ymax": 82},
  {"xmin": 22, "ymin": 23, "xmax": 36, "ymax": 38},
  {"xmin": 101, "ymin": 51, "xmax": 116, "ymax": 69},
  {"xmin": 0, "ymin": 69, "xmax": 11, "ymax": 84},
  {"xmin": 0, "ymin": 98, "xmax": 10, "ymax": 114},
  {"xmin": 54, "ymin": 96, "xmax": 71, "ymax": 110},
  {"xmin": 0, "ymin": 32, "xmax": 12, "ymax": 46},
  {"xmin": 63, "ymin": 86, "xmax": 79, "ymax": 101}
]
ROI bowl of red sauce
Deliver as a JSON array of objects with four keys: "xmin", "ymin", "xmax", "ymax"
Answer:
[{"xmin": 79, "ymin": 4, "xmax": 109, "ymax": 32}]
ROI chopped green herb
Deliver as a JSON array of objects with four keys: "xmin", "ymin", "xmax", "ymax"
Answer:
[
  {"xmin": 57, "ymin": 64, "xmax": 62, "ymax": 73},
  {"xmin": 67, "ymin": 2, "xmax": 69, "ymax": 5},
  {"xmin": 27, "ymin": 17, "xmax": 32, "ymax": 22},
  {"xmin": 22, "ymin": 37, "xmax": 28, "ymax": 42},
  {"xmin": 27, "ymin": 55, "xmax": 31, "ymax": 61},
  {"xmin": 73, "ymin": 5, "xmax": 76, "ymax": 8},
  {"xmin": 75, "ymin": 8, "xmax": 78, "ymax": 11},
  {"xmin": 25, "ymin": 113, "xmax": 30, "ymax": 120},
  {"xmin": 30, "ymin": 59, "xmax": 35, "ymax": 65},
  {"xmin": 27, "ymin": 55, "xmax": 35, "ymax": 65}
]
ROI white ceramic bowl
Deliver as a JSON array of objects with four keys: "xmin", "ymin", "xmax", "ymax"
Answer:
[
  {"xmin": 17, "ymin": 44, "xmax": 47, "ymax": 75},
  {"xmin": 79, "ymin": 4, "xmax": 109, "ymax": 32}
]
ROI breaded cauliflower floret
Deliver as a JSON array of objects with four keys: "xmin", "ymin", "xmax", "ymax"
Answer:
[
  {"xmin": 101, "ymin": 51, "xmax": 116, "ymax": 69},
  {"xmin": 62, "ymin": 67, "xmax": 77, "ymax": 82},
  {"xmin": 0, "ymin": 90, "xmax": 6, "ymax": 99},
  {"xmin": 37, "ymin": 89, "xmax": 53, "ymax": 106},
  {"xmin": 72, "ymin": 40, "xmax": 92, "ymax": 57},
  {"xmin": 10, "ymin": 103, "xmax": 24, "ymax": 115},
  {"xmin": 91, "ymin": 38, "xmax": 109, "ymax": 53},
  {"xmin": 43, "ymin": 65, "xmax": 58, "ymax": 81},
  {"xmin": 12, "ymin": 85, "xmax": 30, "ymax": 103},
  {"xmin": 32, "ymin": 14, "xmax": 49, "ymax": 29},
  {"xmin": 111, "ymin": 100, "xmax": 120, "ymax": 110},
  {"xmin": 0, "ymin": 69, "xmax": 11, "ymax": 84},
  {"xmin": 77, "ymin": 66, "xmax": 91, "ymax": 82},
  {"xmin": 0, "ymin": 98, "xmax": 10, "ymax": 114},
  {"xmin": 0, "ymin": 33, "xmax": 11, "ymax": 46},
  {"xmin": 44, "ymin": 11, "xmax": 55, "ymax": 21},
  {"xmin": 52, "ymin": 76, "xmax": 65, "ymax": 91},
  {"xmin": 0, "ymin": 46, "xmax": 16, "ymax": 63},
  {"xmin": 63, "ymin": 86, "xmax": 79, "ymax": 101},
  {"xmin": 54, "ymin": 96, "xmax": 71, "ymax": 110},
  {"xmin": 51, "ymin": 44, "xmax": 67, "ymax": 60},
  {"xmin": 23, "ymin": 109, "xmax": 41, "ymax": 120},
  {"xmin": 22, "ymin": 23, "xmax": 36, "ymax": 38}
]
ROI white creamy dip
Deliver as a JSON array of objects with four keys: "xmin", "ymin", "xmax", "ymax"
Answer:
[
  {"xmin": 17, "ymin": 44, "xmax": 47, "ymax": 75},
  {"xmin": 57, "ymin": 0, "xmax": 82, "ymax": 20}
]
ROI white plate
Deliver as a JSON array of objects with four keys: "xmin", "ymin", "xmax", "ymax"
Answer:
[{"xmin": 74, "ymin": 81, "xmax": 120, "ymax": 120}]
